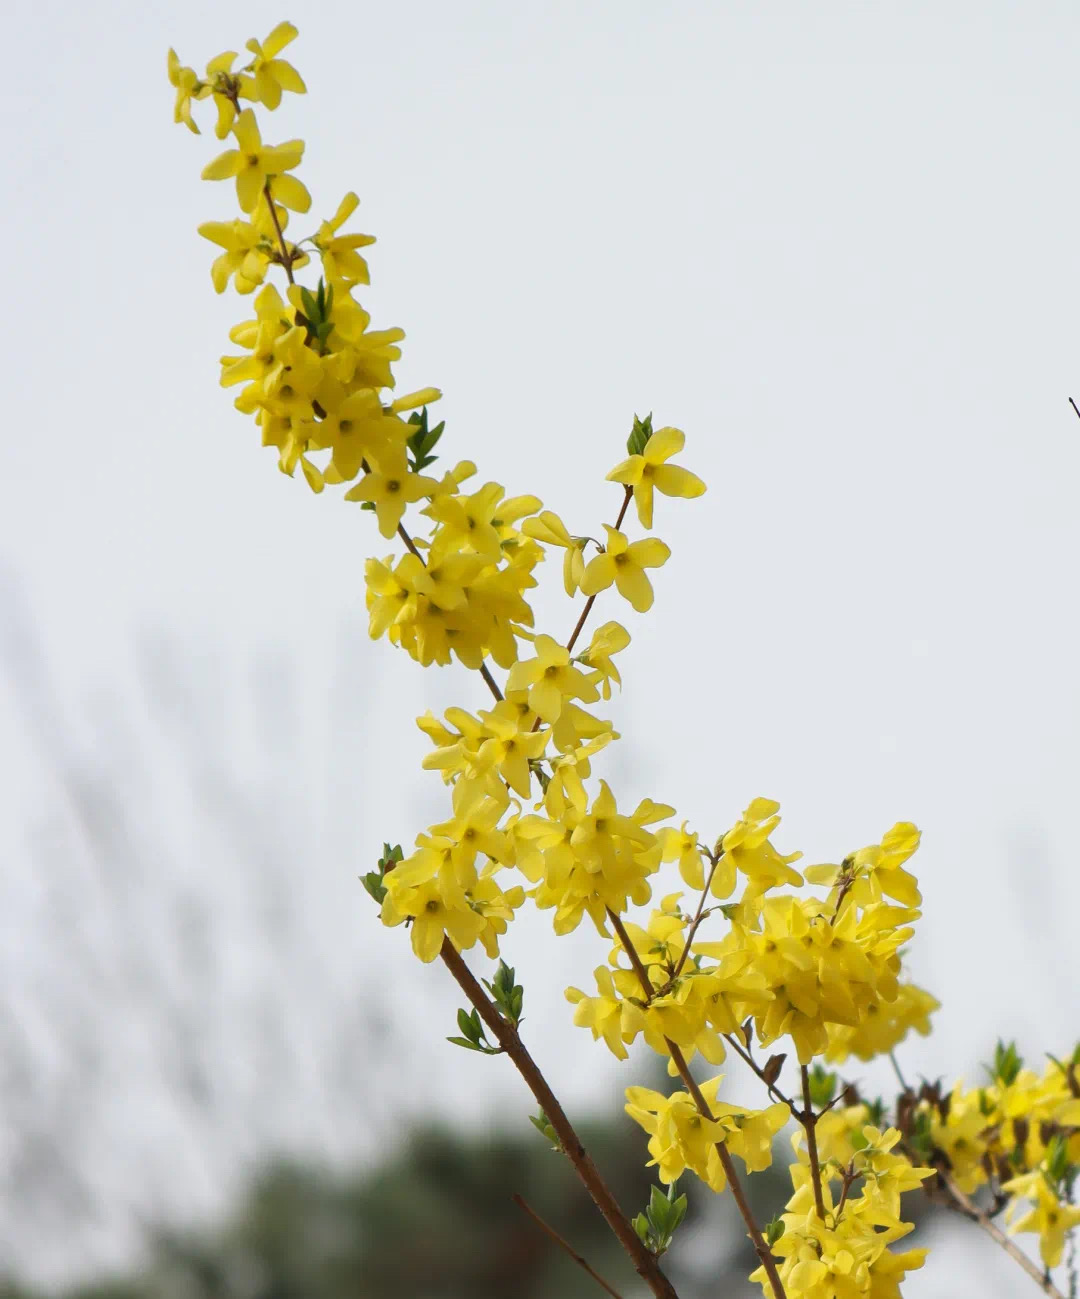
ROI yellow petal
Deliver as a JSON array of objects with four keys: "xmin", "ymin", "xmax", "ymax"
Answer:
[{"xmin": 644, "ymin": 426, "xmax": 685, "ymax": 464}]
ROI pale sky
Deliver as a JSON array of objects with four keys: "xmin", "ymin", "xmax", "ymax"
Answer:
[{"xmin": 3, "ymin": 2, "xmax": 1079, "ymax": 1293}]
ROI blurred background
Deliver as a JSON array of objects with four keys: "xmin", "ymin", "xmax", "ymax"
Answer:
[{"xmin": 3, "ymin": 1, "xmax": 1080, "ymax": 1295}]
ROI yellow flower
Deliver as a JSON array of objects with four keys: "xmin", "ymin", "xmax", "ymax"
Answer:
[
  {"xmin": 200, "ymin": 50, "xmax": 254, "ymax": 139},
  {"xmin": 521, "ymin": 510, "xmax": 588, "ymax": 595},
  {"xmin": 198, "ymin": 195, "xmax": 308, "ymax": 294},
  {"xmin": 364, "ymin": 553, "xmax": 434, "ymax": 638},
  {"xmin": 472, "ymin": 705, "xmax": 549, "ymax": 798},
  {"xmin": 314, "ymin": 192, "xmax": 376, "ymax": 287},
  {"xmin": 565, "ymin": 966, "xmax": 645, "ymax": 1060},
  {"xmin": 1003, "ymin": 1172, "xmax": 1080, "ymax": 1268},
  {"xmin": 579, "ymin": 620, "xmax": 630, "ymax": 699},
  {"xmin": 580, "ymin": 526, "xmax": 670, "ymax": 613},
  {"xmin": 381, "ymin": 878, "xmax": 484, "ymax": 963},
  {"xmin": 659, "ymin": 822, "xmax": 704, "ymax": 889},
  {"xmin": 625, "ymin": 1077, "xmax": 733, "ymax": 1190},
  {"xmin": 344, "ymin": 451, "xmax": 438, "ymax": 537},
  {"xmin": 201, "ymin": 108, "xmax": 310, "ymax": 214},
  {"xmin": 167, "ymin": 49, "xmax": 208, "ymax": 133},
  {"xmin": 721, "ymin": 797, "xmax": 803, "ymax": 896},
  {"xmin": 805, "ymin": 821, "xmax": 922, "ymax": 910},
  {"xmin": 606, "ymin": 426, "xmax": 706, "ymax": 528},
  {"xmin": 505, "ymin": 634, "xmax": 599, "ymax": 723},
  {"xmin": 245, "ymin": 21, "xmax": 307, "ymax": 110}
]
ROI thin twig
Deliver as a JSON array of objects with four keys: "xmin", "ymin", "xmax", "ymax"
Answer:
[
  {"xmin": 932, "ymin": 1163, "xmax": 1067, "ymax": 1299},
  {"xmin": 888, "ymin": 1049, "xmax": 910, "ymax": 1092},
  {"xmin": 800, "ymin": 1065, "xmax": 827, "ymax": 1221},
  {"xmin": 479, "ymin": 662, "xmax": 504, "ymax": 701},
  {"xmin": 513, "ymin": 1193, "xmax": 626, "ymax": 1299},
  {"xmin": 440, "ymin": 939, "xmax": 680, "ymax": 1299},
  {"xmin": 1069, "ymin": 397, "xmax": 1080, "ymax": 423},
  {"xmin": 564, "ymin": 485, "xmax": 634, "ymax": 656},
  {"xmin": 606, "ymin": 909, "xmax": 787, "ymax": 1299},
  {"xmin": 262, "ymin": 180, "xmax": 297, "ymax": 284},
  {"xmin": 667, "ymin": 851, "xmax": 721, "ymax": 983}
]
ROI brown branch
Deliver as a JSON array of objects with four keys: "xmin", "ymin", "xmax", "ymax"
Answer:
[
  {"xmin": 439, "ymin": 939, "xmax": 680, "ymax": 1299},
  {"xmin": 800, "ymin": 1065, "xmax": 827, "ymax": 1222},
  {"xmin": 262, "ymin": 180, "xmax": 297, "ymax": 284},
  {"xmin": 479, "ymin": 662, "xmax": 504, "ymax": 701},
  {"xmin": 931, "ymin": 1163, "xmax": 1067, "ymax": 1299},
  {"xmin": 605, "ymin": 909, "xmax": 787, "ymax": 1299},
  {"xmin": 395, "ymin": 521, "xmax": 424, "ymax": 561},
  {"xmin": 667, "ymin": 850, "xmax": 721, "ymax": 983},
  {"xmin": 564, "ymin": 484, "xmax": 633, "ymax": 656},
  {"xmin": 513, "ymin": 1193, "xmax": 626, "ymax": 1299}
]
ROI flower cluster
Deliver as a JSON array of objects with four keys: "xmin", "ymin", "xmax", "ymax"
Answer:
[
  {"xmin": 171, "ymin": 28, "xmax": 1080, "ymax": 1299},
  {"xmin": 754, "ymin": 1126, "xmax": 934, "ymax": 1299}
]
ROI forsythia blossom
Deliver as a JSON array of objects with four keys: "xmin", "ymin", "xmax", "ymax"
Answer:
[{"xmin": 170, "ymin": 30, "xmax": 1079, "ymax": 1299}]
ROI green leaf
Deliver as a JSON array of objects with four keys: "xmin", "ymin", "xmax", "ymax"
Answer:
[
  {"xmin": 633, "ymin": 1212, "xmax": 651, "ymax": 1246},
  {"xmin": 649, "ymin": 1184, "xmax": 670, "ymax": 1231},
  {"xmin": 360, "ymin": 870, "xmax": 386, "ymax": 904},
  {"xmin": 765, "ymin": 1217, "xmax": 786, "ymax": 1246},
  {"xmin": 446, "ymin": 1036, "xmax": 483, "ymax": 1052},
  {"xmin": 626, "ymin": 412, "xmax": 653, "ymax": 456},
  {"xmin": 421, "ymin": 419, "xmax": 445, "ymax": 453},
  {"xmin": 457, "ymin": 1007, "xmax": 480, "ymax": 1042},
  {"xmin": 987, "ymin": 1039, "xmax": 1023, "ymax": 1087},
  {"xmin": 1047, "ymin": 1134, "xmax": 1069, "ymax": 1183},
  {"xmin": 808, "ymin": 1062, "xmax": 837, "ymax": 1108},
  {"xmin": 529, "ymin": 1110, "xmax": 560, "ymax": 1150}
]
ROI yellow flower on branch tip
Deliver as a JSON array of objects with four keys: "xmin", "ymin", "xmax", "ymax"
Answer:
[
  {"xmin": 168, "ymin": 49, "xmax": 208, "ymax": 133},
  {"xmin": 579, "ymin": 526, "xmax": 670, "ymax": 613},
  {"xmin": 245, "ymin": 21, "xmax": 307, "ymax": 110},
  {"xmin": 201, "ymin": 109, "xmax": 309, "ymax": 214},
  {"xmin": 606, "ymin": 426, "xmax": 706, "ymax": 529}
]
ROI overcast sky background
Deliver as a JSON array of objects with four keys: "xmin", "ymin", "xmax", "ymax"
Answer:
[{"xmin": 3, "ymin": 1, "xmax": 1079, "ymax": 1294}]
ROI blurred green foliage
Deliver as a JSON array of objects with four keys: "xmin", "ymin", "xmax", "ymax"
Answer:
[{"xmin": 4, "ymin": 1112, "xmax": 783, "ymax": 1299}]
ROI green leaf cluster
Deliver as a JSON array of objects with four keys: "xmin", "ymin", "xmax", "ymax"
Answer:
[
  {"xmin": 633, "ymin": 1181, "xmax": 687, "ymax": 1256},
  {"xmin": 765, "ymin": 1216, "xmax": 786, "ymax": 1246},
  {"xmin": 529, "ymin": 1109, "xmax": 561, "ymax": 1152},
  {"xmin": 299, "ymin": 278, "xmax": 335, "ymax": 347},
  {"xmin": 626, "ymin": 412, "xmax": 653, "ymax": 456},
  {"xmin": 807, "ymin": 1062, "xmax": 837, "ymax": 1109},
  {"xmin": 987, "ymin": 1039, "xmax": 1023, "ymax": 1087},
  {"xmin": 360, "ymin": 842, "xmax": 403, "ymax": 905},
  {"xmin": 483, "ymin": 960, "xmax": 524, "ymax": 1028},
  {"xmin": 406, "ymin": 407, "xmax": 445, "ymax": 473},
  {"xmin": 447, "ymin": 1007, "xmax": 501, "ymax": 1055}
]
